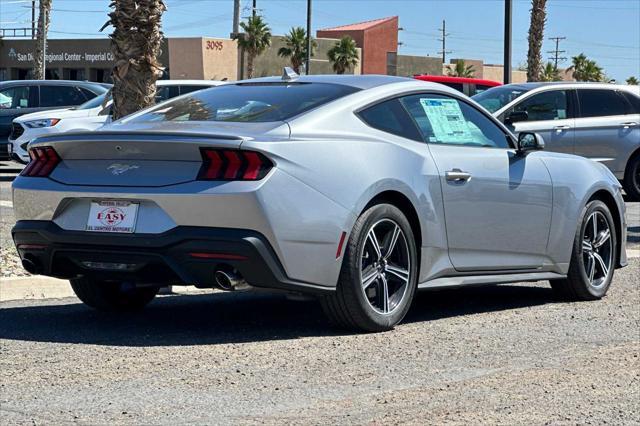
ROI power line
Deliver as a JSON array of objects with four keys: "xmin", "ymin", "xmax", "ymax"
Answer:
[
  {"xmin": 547, "ymin": 36, "xmax": 567, "ymax": 69},
  {"xmin": 437, "ymin": 19, "xmax": 451, "ymax": 64}
]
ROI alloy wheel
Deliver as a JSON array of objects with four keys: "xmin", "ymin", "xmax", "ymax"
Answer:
[
  {"xmin": 581, "ymin": 211, "xmax": 613, "ymax": 288},
  {"xmin": 360, "ymin": 219, "xmax": 411, "ymax": 314}
]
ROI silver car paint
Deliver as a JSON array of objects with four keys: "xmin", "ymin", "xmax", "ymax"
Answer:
[
  {"xmin": 494, "ymin": 83, "xmax": 640, "ymax": 179},
  {"xmin": 12, "ymin": 76, "xmax": 627, "ymax": 290}
]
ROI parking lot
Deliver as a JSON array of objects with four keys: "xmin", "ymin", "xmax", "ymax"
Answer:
[{"xmin": 0, "ymin": 178, "xmax": 638, "ymax": 424}]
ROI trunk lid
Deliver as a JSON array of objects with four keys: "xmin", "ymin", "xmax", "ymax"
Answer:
[{"xmin": 32, "ymin": 121, "xmax": 288, "ymax": 187}]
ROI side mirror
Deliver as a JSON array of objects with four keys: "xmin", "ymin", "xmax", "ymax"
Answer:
[
  {"xmin": 505, "ymin": 110, "xmax": 528, "ymax": 125},
  {"xmin": 517, "ymin": 132, "xmax": 545, "ymax": 154}
]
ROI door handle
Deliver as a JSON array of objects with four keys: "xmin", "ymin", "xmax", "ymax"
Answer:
[
  {"xmin": 553, "ymin": 125, "xmax": 571, "ymax": 132},
  {"xmin": 621, "ymin": 122, "xmax": 638, "ymax": 129},
  {"xmin": 445, "ymin": 169, "xmax": 472, "ymax": 183}
]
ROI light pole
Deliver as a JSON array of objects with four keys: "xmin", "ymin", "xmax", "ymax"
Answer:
[
  {"xmin": 503, "ymin": 0, "xmax": 512, "ymax": 84},
  {"xmin": 306, "ymin": 0, "xmax": 311, "ymax": 75}
]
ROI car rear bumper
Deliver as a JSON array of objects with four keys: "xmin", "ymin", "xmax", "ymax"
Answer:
[{"xmin": 12, "ymin": 220, "xmax": 334, "ymax": 295}]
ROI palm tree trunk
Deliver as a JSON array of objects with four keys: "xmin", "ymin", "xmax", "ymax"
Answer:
[
  {"xmin": 247, "ymin": 53, "xmax": 254, "ymax": 79},
  {"xmin": 105, "ymin": 0, "xmax": 166, "ymax": 120},
  {"xmin": 526, "ymin": 0, "xmax": 547, "ymax": 82},
  {"xmin": 33, "ymin": 0, "xmax": 52, "ymax": 80}
]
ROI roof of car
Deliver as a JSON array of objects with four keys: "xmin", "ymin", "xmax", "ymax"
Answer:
[
  {"xmin": 156, "ymin": 79, "xmax": 226, "ymax": 86},
  {"xmin": 236, "ymin": 74, "xmax": 415, "ymax": 90},
  {"xmin": 0, "ymin": 80, "xmax": 110, "ymax": 88}
]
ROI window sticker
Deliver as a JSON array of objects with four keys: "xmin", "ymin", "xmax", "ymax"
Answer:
[{"xmin": 419, "ymin": 98, "xmax": 474, "ymax": 144}]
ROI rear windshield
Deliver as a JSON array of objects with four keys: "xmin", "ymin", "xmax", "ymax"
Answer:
[{"xmin": 127, "ymin": 82, "xmax": 360, "ymax": 123}]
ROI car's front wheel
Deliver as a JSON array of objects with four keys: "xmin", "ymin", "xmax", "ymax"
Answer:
[
  {"xmin": 321, "ymin": 204, "xmax": 418, "ymax": 332},
  {"xmin": 70, "ymin": 277, "xmax": 159, "ymax": 311},
  {"xmin": 550, "ymin": 200, "xmax": 617, "ymax": 300}
]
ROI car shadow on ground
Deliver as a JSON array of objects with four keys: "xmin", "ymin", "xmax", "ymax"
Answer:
[{"xmin": 0, "ymin": 284, "xmax": 558, "ymax": 347}]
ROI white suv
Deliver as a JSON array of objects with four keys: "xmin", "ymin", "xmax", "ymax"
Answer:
[{"xmin": 9, "ymin": 80, "xmax": 225, "ymax": 163}]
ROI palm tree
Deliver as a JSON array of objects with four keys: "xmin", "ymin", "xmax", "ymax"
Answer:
[
  {"xmin": 232, "ymin": 15, "xmax": 271, "ymax": 79},
  {"xmin": 540, "ymin": 62, "xmax": 561, "ymax": 81},
  {"xmin": 327, "ymin": 36, "xmax": 359, "ymax": 74},
  {"xmin": 568, "ymin": 53, "xmax": 604, "ymax": 82},
  {"xmin": 101, "ymin": 0, "xmax": 167, "ymax": 120},
  {"xmin": 447, "ymin": 60, "xmax": 475, "ymax": 78},
  {"xmin": 278, "ymin": 26, "xmax": 316, "ymax": 74},
  {"xmin": 33, "ymin": 0, "xmax": 52, "ymax": 80},
  {"xmin": 526, "ymin": 0, "xmax": 547, "ymax": 82},
  {"xmin": 627, "ymin": 76, "xmax": 639, "ymax": 85}
]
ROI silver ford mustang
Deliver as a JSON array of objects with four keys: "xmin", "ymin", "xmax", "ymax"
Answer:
[{"xmin": 11, "ymin": 74, "xmax": 627, "ymax": 332}]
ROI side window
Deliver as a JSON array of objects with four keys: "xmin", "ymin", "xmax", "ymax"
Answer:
[
  {"xmin": 155, "ymin": 86, "xmax": 174, "ymax": 102},
  {"xmin": 620, "ymin": 92, "xmax": 640, "ymax": 114},
  {"xmin": 513, "ymin": 90, "xmax": 568, "ymax": 121},
  {"xmin": 0, "ymin": 86, "xmax": 31, "ymax": 109},
  {"xmin": 400, "ymin": 94, "xmax": 511, "ymax": 149},
  {"xmin": 578, "ymin": 89, "xmax": 628, "ymax": 117},
  {"xmin": 357, "ymin": 98, "xmax": 423, "ymax": 141},
  {"xmin": 40, "ymin": 85, "xmax": 87, "ymax": 107}
]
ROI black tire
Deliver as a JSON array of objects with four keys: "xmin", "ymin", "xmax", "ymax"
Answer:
[
  {"xmin": 70, "ymin": 277, "xmax": 159, "ymax": 312},
  {"xmin": 623, "ymin": 153, "xmax": 640, "ymax": 202},
  {"xmin": 550, "ymin": 200, "xmax": 617, "ymax": 301},
  {"xmin": 320, "ymin": 204, "xmax": 418, "ymax": 332}
]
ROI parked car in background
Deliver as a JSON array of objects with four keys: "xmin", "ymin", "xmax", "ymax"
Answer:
[
  {"xmin": 473, "ymin": 82, "xmax": 640, "ymax": 200},
  {"xmin": 9, "ymin": 80, "xmax": 225, "ymax": 163},
  {"xmin": 414, "ymin": 75, "xmax": 501, "ymax": 96},
  {"xmin": 12, "ymin": 74, "xmax": 626, "ymax": 332},
  {"xmin": 0, "ymin": 80, "xmax": 109, "ymax": 160}
]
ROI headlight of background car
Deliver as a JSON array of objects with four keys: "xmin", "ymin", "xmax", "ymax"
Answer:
[{"xmin": 23, "ymin": 118, "xmax": 60, "ymax": 128}]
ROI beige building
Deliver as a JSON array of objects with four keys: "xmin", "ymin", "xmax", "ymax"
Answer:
[{"xmin": 443, "ymin": 58, "xmax": 573, "ymax": 83}]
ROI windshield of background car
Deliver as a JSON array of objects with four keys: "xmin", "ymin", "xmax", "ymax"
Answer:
[
  {"xmin": 76, "ymin": 93, "xmax": 109, "ymax": 110},
  {"xmin": 127, "ymin": 82, "xmax": 361, "ymax": 123},
  {"xmin": 473, "ymin": 85, "xmax": 531, "ymax": 113}
]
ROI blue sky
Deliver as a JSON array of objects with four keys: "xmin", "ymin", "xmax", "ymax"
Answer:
[{"xmin": 1, "ymin": 0, "xmax": 639, "ymax": 81}]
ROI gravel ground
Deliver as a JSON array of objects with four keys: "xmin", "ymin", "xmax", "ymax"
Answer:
[{"xmin": 0, "ymin": 259, "xmax": 638, "ymax": 424}]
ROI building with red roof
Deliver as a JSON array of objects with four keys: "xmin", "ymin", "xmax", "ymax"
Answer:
[{"xmin": 317, "ymin": 16, "xmax": 399, "ymax": 75}]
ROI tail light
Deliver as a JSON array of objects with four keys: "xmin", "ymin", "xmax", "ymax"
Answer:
[
  {"xmin": 20, "ymin": 146, "xmax": 61, "ymax": 177},
  {"xmin": 198, "ymin": 148, "xmax": 273, "ymax": 181}
]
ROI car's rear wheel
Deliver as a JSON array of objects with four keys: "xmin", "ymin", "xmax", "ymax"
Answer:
[
  {"xmin": 623, "ymin": 153, "xmax": 640, "ymax": 201},
  {"xmin": 550, "ymin": 200, "xmax": 616, "ymax": 301},
  {"xmin": 321, "ymin": 204, "xmax": 418, "ymax": 332},
  {"xmin": 70, "ymin": 277, "xmax": 159, "ymax": 311}
]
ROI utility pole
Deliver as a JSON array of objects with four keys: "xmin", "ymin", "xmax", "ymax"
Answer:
[
  {"xmin": 547, "ymin": 36, "xmax": 567, "ymax": 69},
  {"xmin": 437, "ymin": 20, "xmax": 451, "ymax": 65},
  {"xmin": 503, "ymin": 0, "xmax": 512, "ymax": 84},
  {"xmin": 306, "ymin": 0, "xmax": 312, "ymax": 75},
  {"xmin": 252, "ymin": 0, "xmax": 257, "ymax": 18},
  {"xmin": 232, "ymin": 0, "xmax": 240, "ymax": 35},
  {"xmin": 31, "ymin": 0, "xmax": 36, "ymax": 39}
]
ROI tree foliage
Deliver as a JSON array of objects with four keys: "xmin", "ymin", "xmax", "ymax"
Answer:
[
  {"xmin": 278, "ymin": 26, "xmax": 316, "ymax": 74},
  {"xmin": 540, "ymin": 62, "xmax": 562, "ymax": 81},
  {"xmin": 232, "ymin": 15, "xmax": 272, "ymax": 79},
  {"xmin": 447, "ymin": 60, "xmax": 475, "ymax": 78},
  {"xmin": 568, "ymin": 53, "xmax": 605, "ymax": 82},
  {"xmin": 327, "ymin": 36, "xmax": 359, "ymax": 74},
  {"xmin": 626, "ymin": 76, "xmax": 639, "ymax": 85},
  {"xmin": 101, "ymin": 0, "xmax": 167, "ymax": 120}
]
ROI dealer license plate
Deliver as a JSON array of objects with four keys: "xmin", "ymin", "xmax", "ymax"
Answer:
[{"xmin": 86, "ymin": 200, "xmax": 139, "ymax": 233}]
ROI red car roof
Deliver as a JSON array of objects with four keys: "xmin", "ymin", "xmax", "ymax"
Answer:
[{"xmin": 413, "ymin": 75, "xmax": 502, "ymax": 87}]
